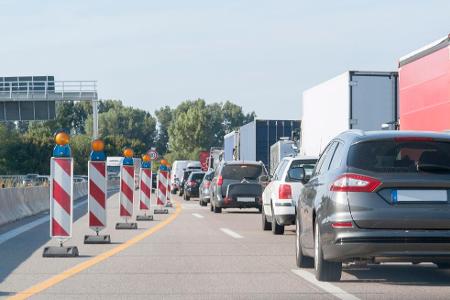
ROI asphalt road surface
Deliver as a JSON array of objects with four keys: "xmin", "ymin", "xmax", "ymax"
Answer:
[{"xmin": 1, "ymin": 192, "xmax": 450, "ymax": 299}]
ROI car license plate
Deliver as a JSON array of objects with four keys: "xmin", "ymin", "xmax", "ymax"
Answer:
[
  {"xmin": 392, "ymin": 190, "xmax": 448, "ymax": 203},
  {"xmin": 238, "ymin": 197, "xmax": 255, "ymax": 202}
]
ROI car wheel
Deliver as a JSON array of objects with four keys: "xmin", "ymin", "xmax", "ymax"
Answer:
[
  {"xmin": 185, "ymin": 195, "xmax": 190, "ymax": 201},
  {"xmin": 214, "ymin": 204, "xmax": 222, "ymax": 213},
  {"xmin": 314, "ymin": 220, "xmax": 342, "ymax": 282},
  {"xmin": 435, "ymin": 263, "xmax": 450, "ymax": 269},
  {"xmin": 296, "ymin": 217, "xmax": 314, "ymax": 268},
  {"xmin": 262, "ymin": 208, "xmax": 271, "ymax": 231},
  {"xmin": 271, "ymin": 205, "xmax": 284, "ymax": 235}
]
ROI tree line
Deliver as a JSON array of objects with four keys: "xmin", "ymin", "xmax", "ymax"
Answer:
[{"xmin": 0, "ymin": 99, "xmax": 255, "ymax": 175}]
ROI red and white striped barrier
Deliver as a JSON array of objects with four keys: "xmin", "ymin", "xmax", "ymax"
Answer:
[
  {"xmin": 139, "ymin": 168, "xmax": 152, "ymax": 210},
  {"xmin": 50, "ymin": 157, "xmax": 73, "ymax": 239},
  {"xmin": 88, "ymin": 161, "xmax": 107, "ymax": 231},
  {"xmin": 120, "ymin": 165, "xmax": 135, "ymax": 218},
  {"xmin": 157, "ymin": 170, "xmax": 168, "ymax": 206},
  {"xmin": 165, "ymin": 170, "xmax": 173, "ymax": 207}
]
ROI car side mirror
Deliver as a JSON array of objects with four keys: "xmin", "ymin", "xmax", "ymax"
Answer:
[{"xmin": 288, "ymin": 167, "xmax": 305, "ymax": 182}]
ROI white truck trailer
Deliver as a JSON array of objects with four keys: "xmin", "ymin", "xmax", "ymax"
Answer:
[
  {"xmin": 224, "ymin": 131, "xmax": 239, "ymax": 161},
  {"xmin": 301, "ymin": 71, "xmax": 398, "ymax": 156},
  {"xmin": 269, "ymin": 139, "xmax": 297, "ymax": 174}
]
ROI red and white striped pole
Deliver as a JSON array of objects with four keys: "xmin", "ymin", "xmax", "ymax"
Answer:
[
  {"xmin": 43, "ymin": 131, "xmax": 78, "ymax": 257},
  {"xmin": 116, "ymin": 148, "xmax": 138, "ymax": 229},
  {"xmin": 137, "ymin": 154, "xmax": 153, "ymax": 221},
  {"xmin": 165, "ymin": 168, "xmax": 173, "ymax": 207},
  {"xmin": 84, "ymin": 139, "xmax": 110, "ymax": 244},
  {"xmin": 154, "ymin": 162, "xmax": 169, "ymax": 214}
]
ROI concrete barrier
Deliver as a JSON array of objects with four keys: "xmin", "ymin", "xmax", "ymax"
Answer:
[{"xmin": 0, "ymin": 182, "xmax": 89, "ymax": 226}]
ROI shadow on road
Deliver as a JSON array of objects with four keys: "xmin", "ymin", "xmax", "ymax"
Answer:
[
  {"xmin": 0, "ymin": 191, "xmax": 118, "ymax": 286},
  {"xmin": 224, "ymin": 210, "xmax": 261, "ymax": 214},
  {"xmin": 343, "ymin": 264, "xmax": 450, "ymax": 286}
]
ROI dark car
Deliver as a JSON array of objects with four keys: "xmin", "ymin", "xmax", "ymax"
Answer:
[
  {"xmin": 183, "ymin": 171, "xmax": 205, "ymax": 201},
  {"xmin": 199, "ymin": 170, "xmax": 215, "ymax": 206},
  {"xmin": 179, "ymin": 170, "xmax": 193, "ymax": 197},
  {"xmin": 296, "ymin": 130, "xmax": 450, "ymax": 282},
  {"xmin": 210, "ymin": 161, "xmax": 267, "ymax": 213}
]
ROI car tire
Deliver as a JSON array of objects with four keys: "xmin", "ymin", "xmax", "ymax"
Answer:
[
  {"xmin": 271, "ymin": 205, "xmax": 284, "ymax": 235},
  {"xmin": 435, "ymin": 263, "xmax": 450, "ymax": 269},
  {"xmin": 296, "ymin": 217, "xmax": 314, "ymax": 268},
  {"xmin": 185, "ymin": 195, "xmax": 190, "ymax": 201},
  {"xmin": 262, "ymin": 208, "xmax": 271, "ymax": 231},
  {"xmin": 213, "ymin": 204, "xmax": 222, "ymax": 213},
  {"xmin": 314, "ymin": 220, "xmax": 342, "ymax": 282}
]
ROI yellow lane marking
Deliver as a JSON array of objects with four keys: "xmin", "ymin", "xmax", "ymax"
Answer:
[{"xmin": 9, "ymin": 202, "xmax": 182, "ymax": 300}]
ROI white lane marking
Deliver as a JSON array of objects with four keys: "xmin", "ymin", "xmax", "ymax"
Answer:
[
  {"xmin": 192, "ymin": 213, "xmax": 204, "ymax": 219},
  {"xmin": 0, "ymin": 199, "xmax": 87, "ymax": 246},
  {"xmin": 291, "ymin": 269, "xmax": 361, "ymax": 300},
  {"xmin": 220, "ymin": 228, "xmax": 243, "ymax": 239}
]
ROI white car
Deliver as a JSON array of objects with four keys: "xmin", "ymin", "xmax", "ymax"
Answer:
[{"xmin": 262, "ymin": 156, "xmax": 318, "ymax": 234}]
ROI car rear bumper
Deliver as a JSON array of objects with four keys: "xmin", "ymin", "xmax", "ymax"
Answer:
[
  {"xmin": 273, "ymin": 203, "xmax": 295, "ymax": 224},
  {"xmin": 216, "ymin": 197, "xmax": 262, "ymax": 209},
  {"xmin": 275, "ymin": 214, "xmax": 295, "ymax": 226},
  {"xmin": 186, "ymin": 188, "xmax": 200, "ymax": 197},
  {"xmin": 323, "ymin": 230, "xmax": 450, "ymax": 262}
]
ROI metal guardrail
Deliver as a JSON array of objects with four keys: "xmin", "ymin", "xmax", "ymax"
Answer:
[{"xmin": 0, "ymin": 81, "xmax": 98, "ymax": 101}]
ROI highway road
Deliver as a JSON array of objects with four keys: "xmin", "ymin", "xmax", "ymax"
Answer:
[{"xmin": 1, "ymin": 192, "xmax": 450, "ymax": 299}]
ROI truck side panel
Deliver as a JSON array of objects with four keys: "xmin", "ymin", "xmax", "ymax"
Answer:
[
  {"xmin": 239, "ymin": 121, "xmax": 256, "ymax": 162},
  {"xmin": 224, "ymin": 131, "xmax": 238, "ymax": 161},
  {"xmin": 399, "ymin": 45, "xmax": 450, "ymax": 131},
  {"xmin": 255, "ymin": 120, "xmax": 300, "ymax": 173},
  {"xmin": 301, "ymin": 72, "xmax": 350, "ymax": 156}
]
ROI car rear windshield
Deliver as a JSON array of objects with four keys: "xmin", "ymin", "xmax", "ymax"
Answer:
[
  {"xmin": 191, "ymin": 173, "xmax": 205, "ymax": 181},
  {"xmin": 291, "ymin": 160, "xmax": 317, "ymax": 177},
  {"xmin": 348, "ymin": 139, "xmax": 450, "ymax": 173},
  {"xmin": 183, "ymin": 171, "xmax": 192, "ymax": 180},
  {"xmin": 222, "ymin": 164, "xmax": 264, "ymax": 180}
]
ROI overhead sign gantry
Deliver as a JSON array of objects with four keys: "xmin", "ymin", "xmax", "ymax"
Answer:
[{"xmin": 0, "ymin": 76, "xmax": 100, "ymax": 137}]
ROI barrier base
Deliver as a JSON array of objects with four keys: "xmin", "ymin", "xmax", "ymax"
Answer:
[
  {"xmin": 84, "ymin": 234, "xmax": 111, "ymax": 244},
  {"xmin": 154, "ymin": 208, "xmax": 169, "ymax": 214},
  {"xmin": 115, "ymin": 222, "xmax": 138, "ymax": 229},
  {"xmin": 136, "ymin": 214, "xmax": 154, "ymax": 221},
  {"xmin": 43, "ymin": 246, "xmax": 79, "ymax": 257}
]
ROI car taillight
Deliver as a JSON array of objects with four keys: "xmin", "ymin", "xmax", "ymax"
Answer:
[
  {"xmin": 278, "ymin": 184, "xmax": 292, "ymax": 199},
  {"xmin": 217, "ymin": 176, "xmax": 223, "ymax": 186},
  {"xmin": 204, "ymin": 181, "xmax": 210, "ymax": 188},
  {"xmin": 331, "ymin": 221, "xmax": 353, "ymax": 229},
  {"xmin": 330, "ymin": 173, "xmax": 381, "ymax": 192}
]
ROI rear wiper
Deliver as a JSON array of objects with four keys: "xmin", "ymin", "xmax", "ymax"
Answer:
[{"xmin": 417, "ymin": 164, "xmax": 450, "ymax": 172}]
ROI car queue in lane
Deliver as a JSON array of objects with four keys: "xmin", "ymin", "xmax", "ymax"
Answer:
[{"xmin": 173, "ymin": 129, "xmax": 450, "ymax": 283}]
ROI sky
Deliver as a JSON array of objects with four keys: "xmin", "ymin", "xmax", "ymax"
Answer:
[{"xmin": 0, "ymin": 0, "xmax": 449, "ymax": 120}]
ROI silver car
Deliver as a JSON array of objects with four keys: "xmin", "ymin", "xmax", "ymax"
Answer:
[
  {"xmin": 199, "ymin": 170, "xmax": 214, "ymax": 206},
  {"xmin": 296, "ymin": 130, "xmax": 450, "ymax": 281}
]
